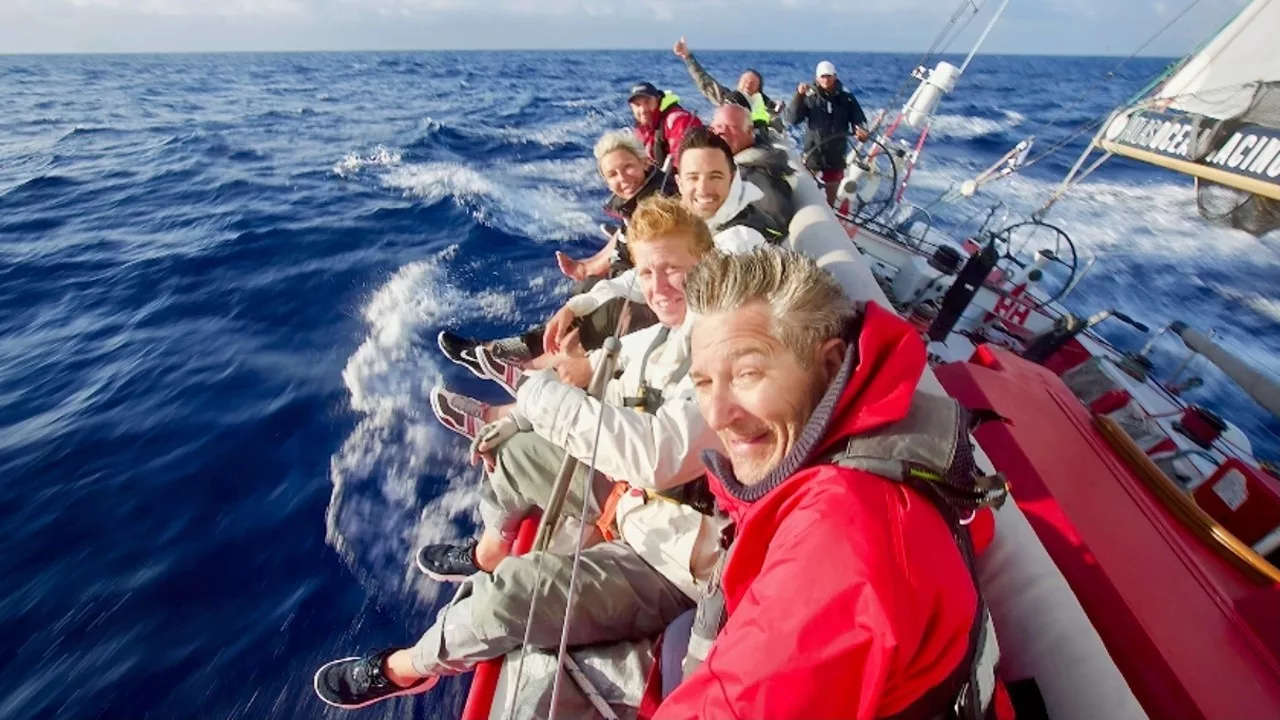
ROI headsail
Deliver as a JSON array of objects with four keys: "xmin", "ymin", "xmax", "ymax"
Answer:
[{"xmin": 1096, "ymin": 0, "xmax": 1280, "ymax": 234}]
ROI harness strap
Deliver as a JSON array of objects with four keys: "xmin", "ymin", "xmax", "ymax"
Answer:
[
  {"xmin": 720, "ymin": 203, "xmax": 786, "ymax": 244},
  {"xmin": 682, "ymin": 519, "xmax": 734, "ymax": 680},
  {"xmin": 594, "ymin": 481, "xmax": 630, "ymax": 542},
  {"xmin": 623, "ymin": 326, "xmax": 692, "ymax": 414},
  {"xmin": 652, "ymin": 111, "xmax": 669, "ymax": 168},
  {"xmin": 828, "ymin": 420, "xmax": 1005, "ymax": 720}
]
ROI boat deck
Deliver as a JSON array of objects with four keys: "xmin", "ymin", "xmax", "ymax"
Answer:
[{"xmin": 935, "ymin": 344, "xmax": 1280, "ymax": 720}]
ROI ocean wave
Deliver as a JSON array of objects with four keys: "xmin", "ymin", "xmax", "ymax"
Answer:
[
  {"xmin": 929, "ymin": 110, "xmax": 1026, "ymax": 140},
  {"xmin": 381, "ymin": 160, "xmax": 596, "ymax": 241},
  {"xmin": 327, "ymin": 248, "xmax": 519, "ymax": 604},
  {"xmin": 332, "ymin": 144, "xmax": 403, "ymax": 178}
]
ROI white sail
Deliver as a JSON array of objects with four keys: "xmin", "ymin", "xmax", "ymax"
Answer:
[{"xmin": 1154, "ymin": 0, "xmax": 1280, "ymax": 121}]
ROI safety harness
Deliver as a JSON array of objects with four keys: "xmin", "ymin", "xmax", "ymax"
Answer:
[
  {"xmin": 718, "ymin": 202, "xmax": 787, "ymax": 244},
  {"xmin": 595, "ymin": 325, "xmax": 704, "ymax": 541},
  {"xmin": 682, "ymin": 391, "xmax": 1009, "ymax": 719}
]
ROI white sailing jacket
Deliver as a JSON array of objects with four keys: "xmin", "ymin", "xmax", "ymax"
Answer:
[{"xmin": 515, "ymin": 312, "xmax": 723, "ymax": 599}]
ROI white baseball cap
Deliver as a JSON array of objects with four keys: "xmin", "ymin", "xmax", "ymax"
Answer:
[{"xmin": 815, "ymin": 61, "xmax": 837, "ymax": 79}]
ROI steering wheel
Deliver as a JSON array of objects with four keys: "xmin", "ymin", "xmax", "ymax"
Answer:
[
  {"xmin": 799, "ymin": 133, "xmax": 899, "ymax": 224},
  {"xmin": 988, "ymin": 219, "xmax": 1080, "ymax": 309}
]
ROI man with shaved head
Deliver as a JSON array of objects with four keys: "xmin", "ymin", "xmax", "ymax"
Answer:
[{"xmin": 709, "ymin": 103, "xmax": 794, "ymax": 226}]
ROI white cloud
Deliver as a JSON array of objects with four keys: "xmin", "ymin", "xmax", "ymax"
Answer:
[
  {"xmin": 0, "ymin": 0, "xmax": 1239, "ymax": 55},
  {"xmin": 60, "ymin": 0, "xmax": 307, "ymax": 15}
]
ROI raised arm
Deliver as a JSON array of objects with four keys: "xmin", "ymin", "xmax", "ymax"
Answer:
[
  {"xmin": 785, "ymin": 84, "xmax": 810, "ymax": 126},
  {"xmin": 516, "ymin": 373, "xmax": 716, "ymax": 491},
  {"xmin": 673, "ymin": 37, "xmax": 734, "ymax": 106}
]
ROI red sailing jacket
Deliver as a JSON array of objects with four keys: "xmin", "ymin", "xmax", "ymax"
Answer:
[
  {"xmin": 655, "ymin": 303, "xmax": 994, "ymax": 720},
  {"xmin": 633, "ymin": 93, "xmax": 702, "ymax": 169}
]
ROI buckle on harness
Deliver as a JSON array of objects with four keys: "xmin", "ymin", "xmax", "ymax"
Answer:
[{"xmin": 622, "ymin": 383, "xmax": 664, "ymax": 414}]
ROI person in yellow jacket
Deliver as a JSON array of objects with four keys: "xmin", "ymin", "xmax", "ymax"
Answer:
[{"xmin": 672, "ymin": 37, "xmax": 783, "ymax": 132}]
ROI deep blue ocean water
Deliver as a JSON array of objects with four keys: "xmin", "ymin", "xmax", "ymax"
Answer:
[{"xmin": 2, "ymin": 50, "xmax": 1278, "ymax": 719}]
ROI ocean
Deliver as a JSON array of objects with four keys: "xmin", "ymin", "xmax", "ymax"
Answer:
[{"xmin": 2, "ymin": 50, "xmax": 1278, "ymax": 720}]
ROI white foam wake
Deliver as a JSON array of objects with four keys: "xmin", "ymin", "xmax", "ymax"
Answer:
[
  {"xmin": 382, "ymin": 160, "xmax": 597, "ymax": 242},
  {"xmin": 326, "ymin": 247, "xmax": 524, "ymax": 605},
  {"xmin": 332, "ymin": 144, "xmax": 402, "ymax": 178},
  {"xmin": 929, "ymin": 110, "xmax": 1026, "ymax": 140}
]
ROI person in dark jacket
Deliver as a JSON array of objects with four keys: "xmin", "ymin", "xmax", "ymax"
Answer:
[
  {"xmin": 709, "ymin": 103, "xmax": 794, "ymax": 226},
  {"xmin": 785, "ymin": 60, "xmax": 869, "ymax": 206},
  {"xmin": 672, "ymin": 37, "xmax": 784, "ymax": 132},
  {"xmin": 629, "ymin": 81, "xmax": 703, "ymax": 170}
]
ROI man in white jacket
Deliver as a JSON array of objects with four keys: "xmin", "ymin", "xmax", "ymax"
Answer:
[
  {"xmin": 540, "ymin": 127, "xmax": 778, "ymax": 357},
  {"xmin": 313, "ymin": 197, "xmax": 732, "ymax": 711}
]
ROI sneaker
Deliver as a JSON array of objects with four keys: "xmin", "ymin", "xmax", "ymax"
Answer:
[
  {"xmin": 437, "ymin": 330, "xmax": 485, "ymax": 378},
  {"xmin": 416, "ymin": 541, "xmax": 481, "ymax": 582},
  {"xmin": 489, "ymin": 335, "xmax": 534, "ymax": 363},
  {"xmin": 313, "ymin": 648, "xmax": 438, "ymax": 709},
  {"xmin": 476, "ymin": 345, "xmax": 526, "ymax": 399},
  {"xmin": 429, "ymin": 386, "xmax": 487, "ymax": 441}
]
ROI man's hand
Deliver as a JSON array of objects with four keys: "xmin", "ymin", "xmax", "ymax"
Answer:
[
  {"xmin": 854, "ymin": 127, "xmax": 870, "ymax": 142},
  {"xmin": 543, "ymin": 303, "xmax": 578, "ymax": 356},
  {"xmin": 554, "ymin": 354, "xmax": 593, "ymax": 388},
  {"xmin": 796, "ymin": 82, "xmax": 810, "ymax": 96},
  {"xmin": 673, "ymin": 37, "xmax": 689, "ymax": 59},
  {"xmin": 470, "ymin": 413, "xmax": 531, "ymax": 471}
]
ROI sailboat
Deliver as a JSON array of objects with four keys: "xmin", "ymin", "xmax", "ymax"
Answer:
[
  {"xmin": 461, "ymin": 1, "xmax": 1280, "ymax": 718},
  {"xmin": 824, "ymin": 1, "xmax": 1280, "ymax": 718}
]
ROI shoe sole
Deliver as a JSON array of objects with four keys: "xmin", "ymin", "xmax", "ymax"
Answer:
[
  {"xmin": 436, "ymin": 331, "xmax": 486, "ymax": 379},
  {"xmin": 476, "ymin": 347, "xmax": 520, "ymax": 399},
  {"xmin": 429, "ymin": 388, "xmax": 480, "ymax": 440},
  {"xmin": 312, "ymin": 658, "xmax": 438, "ymax": 709},
  {"xmin": 415, "ymin": 548, "xmax": 473, "ymax": 582}
]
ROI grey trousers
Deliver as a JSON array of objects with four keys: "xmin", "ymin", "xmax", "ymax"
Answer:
[
  {"xmin": 478, "ymin": 430, "xmax": 613, "ymax": 542},
  {"xmin": 407, "ymin": 541, "xmax": 692, "ymax": 678},
  {"xmin": 410, "ymin": 431, "xmax": 693, "ymax": 680}
]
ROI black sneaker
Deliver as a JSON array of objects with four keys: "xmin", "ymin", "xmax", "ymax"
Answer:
[
  {"xmin": 313, "ymin": 648, "xmax": 438, "ymax": 709},
  {"xmin": 416, "ymin": 541, "xmax": 481, "ymax": 582},
  {"xmin": 437, "ymin": 330, "xmax": 485, "ymax": 378}
]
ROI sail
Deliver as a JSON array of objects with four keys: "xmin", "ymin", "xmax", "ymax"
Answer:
[
  {"xmin": 1154, "ymin": 0, "xmax": 1280, "ymax": 120},
  {"xmin": 1097, "ymin": 0, "xmax": 1280, "ymax": 234}
]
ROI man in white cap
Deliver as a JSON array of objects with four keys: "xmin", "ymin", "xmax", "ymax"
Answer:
[{"xmin": 786, "ymin": 60, "xmax": 869, "ymax": 206}]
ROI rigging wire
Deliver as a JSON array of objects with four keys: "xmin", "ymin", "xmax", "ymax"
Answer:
[
  {"xmin": 917, "ymin": 0, "xmax": 1212, "ymax": 212},
  {"xmin": 1015, "ymin": 0, "xmax": 1210, "ymax": 173},
  {"xmin": 504, "ymin": 267, "xmax": 644, "ymax": 720},
  {"xmin": 873, "ymin": 0, "xmax": 990, "ymax": 133}
]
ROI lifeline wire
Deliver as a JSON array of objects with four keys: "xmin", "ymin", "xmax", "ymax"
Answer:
[{"xmin": 504, "ymin": 269, "xmax": 642, "ymax": 720}]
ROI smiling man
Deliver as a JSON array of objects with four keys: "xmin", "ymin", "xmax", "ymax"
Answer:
[
  {"xmin": 656, "ymin": 247, "xmax": 1006, "ymax": 720},
  {"xmin": 709, "ymin": 103, "xmax": 795, "ymax": 226},
  {"xmin": 532, "ymin": 127, "xmax": 782, "ymax": 361},
  {"xmin": 628, "ymin": 81, "xmax": 701, "ymax": 170},
  {"xmin": 674, "ymin": 126, "xmax": 785, "ymax": 247},
  {"xmin": 312, "ymin": 197, "xmax": 727, "ymax": 714}
]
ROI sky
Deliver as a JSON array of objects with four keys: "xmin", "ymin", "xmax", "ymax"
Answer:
[{"xmin": 0, "ymin": 0, "xmax": 1249, "ymax": 56}]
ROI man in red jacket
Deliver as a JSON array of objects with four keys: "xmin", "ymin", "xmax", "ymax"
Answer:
[
  {"xmin": 658, "ymin": 247, "xmax": 1006, "ymax": 720},
  {"xmin": 629, "ymin": 81, "xmax": 702, "ymax": 170}
]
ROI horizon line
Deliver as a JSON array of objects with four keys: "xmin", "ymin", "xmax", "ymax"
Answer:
[{"xmin": 0, "ymin": 47, "xmax": 1179, "ymax": 60}]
